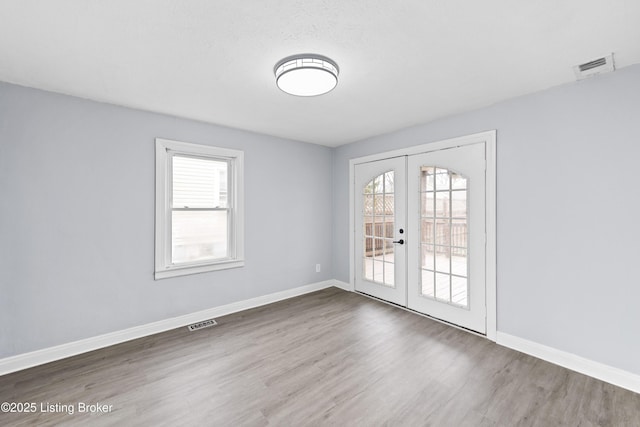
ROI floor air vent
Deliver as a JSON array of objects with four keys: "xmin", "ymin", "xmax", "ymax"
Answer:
[
  {"xmin": 574, "ymin": 54, "xmax": 615, "ymax": 80},
  {"xmin": 187, "ymin": 319, "xmax": 217, "ymax": 331}
]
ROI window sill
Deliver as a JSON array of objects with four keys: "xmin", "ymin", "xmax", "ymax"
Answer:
[{"xmin": 154, "ymin": 259, "xmax": 245, "ymax": 280}]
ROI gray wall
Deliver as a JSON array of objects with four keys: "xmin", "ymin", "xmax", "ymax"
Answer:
[
  {"xmin": 0, "ymin": 82, "xmax": 333, "ymax": 358},
  {"xmin": 333, "ymin": 64, "xmax": 640, "ymax": 375},
  {"xmin": 2, "ymin": 64, "xmax": 640, "ymax": 378}
]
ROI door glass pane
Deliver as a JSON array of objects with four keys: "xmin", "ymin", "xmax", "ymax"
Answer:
[
  {"xmin": 384, "ymin": 195, "xmax": 394, "ymax": 215},
  {"xmin": 435, "ymin": 246, "xmax": 451, "ymax": 273},
  {"xmin": 364, "ymin": 235, "xmax": 373, "ymax": 256},
  {"xmin": 384, "ymin": 222, "xmax": 394, "ymax": 238},
  {"xmin": 451, "ymin": 248, "xmax": 468, "ymax": 276},
  {"xmin": 422, "ymin": 270, "xmax": 434, "ymax": 297},
  {"xmin": 434, "ymin": 168, "xmax": 450, "ymax": 190},
  {"xmin": 374, "ymin": 239, "xmax": 384, "ymax": 260},
  {"xmin": 363, "ymin": 171, "xmax": 396, "ymax": 287},
  {"xmin": 421, "ymin": 244, "xmax": 435, "ymax": 270},
  {"xmin": 382, "ymin": 239, "xmax": 394, "ymax": 262},
  {"xmin": 364, "ymin": 258, "xmax": 373, "ymax": 281},
  {"xmin": 419, "ymin": 166, "xmax": 468, "ymax": 308},
  {"xmin": 384, "ymin": 262, "xmax": 395, "ymax": 286},
  {"xmin": 373, "ymin": 216, "xmax": 384, "ymax": 236},
  {"xmin": 172, "ymin": 210, "xmax": 228, "ymax": 263},
  {"xmin": 451, "ymin": 276, "xmax": 468, "ymax": 307},
  {"xmin": 451, "ymin": 172, "xmax": 467, "ymax": 190},
  {"xmin": 374, "ymin": 194, "xmax": 385, "ymax": 215},
  {"xmin": 420, "ymin": 167, "xmax": 435, "ymax": 191},
  {"xmin": 451, "ymin": 190, "xmax": 467, "ymax": 218},
  {"xmin": 384, "ymin": 171, "xmax": 394, "ymax": 193},
  {"xmin": 436, "ymin": 220, "xmax": 450, "ymax": 246},
  {"xmin": 363, "ymin": 195, "xmax": 374, "ymax": 216},
  {"xmin": 451, "ymin": 219, "xmax": 467, "ymax": 249},
  {"xmin": 364, "ymin": 178, "xmax": 374, "ymax": 194},
  {"xmin": 373, "ymin": 260, "xmax": 384, "ymax": 284},
  {"xmin": 422, "ymin": 192, "xmax": 434, "ymax": 216},
  {"xmin": 435, "ymin": 273, "xmax": 450, "ymax": 302},
  {"xmin": 435, "ymin": 192, "xmax": 450, "ymax": 218},
  {"xmin": 421, "ymin": 219, "xmax": 434, "ymax": 245},
  {"xmin": 374, "ymin": 175, "xmax": 383, "ymax": 194}
]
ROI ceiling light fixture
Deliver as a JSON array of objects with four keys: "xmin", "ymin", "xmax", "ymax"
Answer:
[{"xmin": 274, "ymin": 54, "xmax": 339, "ymax": 97}]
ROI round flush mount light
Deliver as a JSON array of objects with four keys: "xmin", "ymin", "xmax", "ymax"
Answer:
[{"xmin": 274, "ymin": 54, "xmax": 339, "ymax": 97}]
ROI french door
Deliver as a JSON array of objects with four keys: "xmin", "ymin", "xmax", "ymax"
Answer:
[
  {"xmin": 354, "ymin": 157, "xmax": 407, "ymax": 306},
  {"xmin": 354, "ymin": 143, "xmax": 487, "ymax": 334}
]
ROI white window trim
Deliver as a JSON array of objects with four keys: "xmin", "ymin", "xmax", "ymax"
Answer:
[{"xmin": 155, "ymin": 138, "xmax": 244, "ymax": 280}]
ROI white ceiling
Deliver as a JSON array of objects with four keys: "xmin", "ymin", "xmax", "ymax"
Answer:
[{"xmin": 1, "ymin": 1, "xmax": 639, "ymax": 147}]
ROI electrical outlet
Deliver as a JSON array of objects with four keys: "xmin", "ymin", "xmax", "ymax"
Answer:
[{"xmin": 316, "ymin": 264, "xmax": 321, "ymax": 273}]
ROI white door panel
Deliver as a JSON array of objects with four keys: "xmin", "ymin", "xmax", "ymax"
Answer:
[
  {"xmin": 354, "ymin": 157, "xmax": 407, "ymax": 306},
  {"xmin": 407, "ymin": 143, "xmax": 486, "ymax": 333}
]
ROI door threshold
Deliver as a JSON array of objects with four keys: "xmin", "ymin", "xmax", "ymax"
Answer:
[{"xmin": 355, "ymin": 291, "xmax": 487, "ymax": 339}]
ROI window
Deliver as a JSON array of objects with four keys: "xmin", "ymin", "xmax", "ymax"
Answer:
[{"xmin": 155, "ymin": 138, "xmax": 244, "ymax": 279}]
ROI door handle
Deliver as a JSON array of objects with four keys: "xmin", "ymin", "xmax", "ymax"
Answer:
[{"xmin": 393, "ymin": 239, "xmax": 404, "ymax": 244}]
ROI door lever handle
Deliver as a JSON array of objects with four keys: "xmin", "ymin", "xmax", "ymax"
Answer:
[{"xmin": 392, "ymin": 239, "xmax": 404, "ymax": 244}]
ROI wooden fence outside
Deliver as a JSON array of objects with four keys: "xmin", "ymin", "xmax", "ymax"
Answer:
[{"xmin": 364, "ymin": 219, "xmax": 467, "ymax": 257}]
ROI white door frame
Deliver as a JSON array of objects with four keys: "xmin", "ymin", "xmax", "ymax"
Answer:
[{"xmin": 348, "ymin": 130, "xmax": 497, "ymax": 341}]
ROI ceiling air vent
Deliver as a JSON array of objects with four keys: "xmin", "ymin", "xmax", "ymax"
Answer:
[{"xmin": 573, "ymin": 54, "xmax": 615, "ymax": 80}]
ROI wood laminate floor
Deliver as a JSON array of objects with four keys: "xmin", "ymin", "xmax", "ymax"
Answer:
[{"xmin": 1, "ymin": 287, "xmax": 639, "ymax": 426}]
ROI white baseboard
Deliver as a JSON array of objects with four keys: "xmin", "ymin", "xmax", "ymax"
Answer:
[
  {"xmin": 0, "ymin": 280, "xmax": 337, "ymax": 376},
  {"xmin": 497, "ymin": 332, "xmax": 640, "ymax": 394},
  {"xmin": 332, "ymin": 280, "xmax": 352, "ymax": 291}
]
